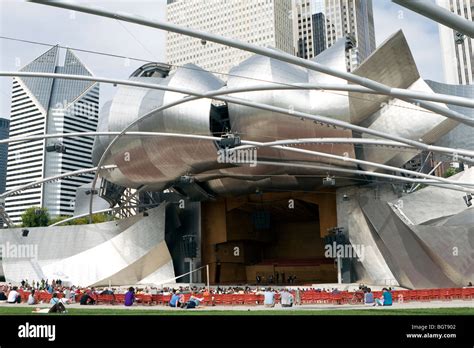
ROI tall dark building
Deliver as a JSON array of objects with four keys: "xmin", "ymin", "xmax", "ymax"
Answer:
[{"xmin": 312, "ymin": 12, "xmax": 327, "ymax": 56}]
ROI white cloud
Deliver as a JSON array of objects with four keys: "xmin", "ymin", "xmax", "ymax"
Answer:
[{"xmin": 372, "ymin": 0, "xmax": 444, "ymax": 82}]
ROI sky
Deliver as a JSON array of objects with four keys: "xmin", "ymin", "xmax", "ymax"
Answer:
[{"xmin": 0, "ymin": 0, "xmax": 445, "ymax": 119}]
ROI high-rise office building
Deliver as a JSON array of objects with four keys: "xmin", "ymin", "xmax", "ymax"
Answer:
[
  {"xmin": 292, "ymin": 0, "xmax": 375, "ymax": 71},
  {"xmin": 4, "ymin": 46, "xmax": 99, "ymax": 224},
  {"xmin": 437, "ymin": 0, "xmax": 473, "ymax": 85},
  {"xmin": 166, "ymin": 0, "xmax": 294, "ymax": 77},
  {"xmin": 0, "ymin": 118, "xmax": 9, "ymax": 194}
]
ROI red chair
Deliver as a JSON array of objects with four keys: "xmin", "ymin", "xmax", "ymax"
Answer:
[
  {"xmin": 300, "ymin": 292, "xmax": 312, "ymax": 304},
  {"xmin": 418, "ymin": 290, "xmax": 431, "ymax": 302},
  {"xmin": 429, "ymin": 289, "xmax": 441, "ymax": 301},
  {"xmin": 309, "ymin": 292, "xmax": 321, "ymax": 304},
  {"xmin": 319, "ymin": 292, "xmax": 331, "ymax": 304},
  {"xmin": 233, "ymin": 294, "xmax": 245, "ymax": 305},
  {"xmin": 244, "ymin": 294, "xmax": 259, "ymax": 306},
  {"xmin": 39, "ymin": 292, "xmax": 52, "ymax": 303},
  {"xmin": 461, "ymin": 288, "xmax": 474, "ymax": 300},
  {"xmin": 221, "ymin": 294, "xmax": 234, "ymax": 306},
  {"xmin": 135, "ymin": 294, "xmax": 152, "ymax": 305},
  {"xmin": 342, "ymin": 292, "xmax": 353, "ymax": 304},
  {"xmin": 162, "ymin": 294, "xmax": 171, "ymax": 306},
  {"xmin": 114, "ymin": 294, "xmax": 125, "ymax": 304},
  {"xmin": 152, "ymin": 294, "xmax": 164, "ymax": 305},
  {"xmin": 97, "ymin": 294, "xmax": 115, "ymax": 305},
  {"xmin": 406, "ymin": 290, "xmax": 417, "ymax": 301},
  {"xmin": 201, "ymin": 295, "xmax": 213, "ymax": 306},
  {"xmin": 20, "ymin": 291, "xmax": 30, "ymax": 302},
  {"xmin": 331, "ymin": 293, "xmax": 343, "ymax": 305},
  {"xmin": 439, "ymin": 289, "xmax": 453, "ymax": 301},
  {"xmin": 213, "ymin": 294, "xmax": 223, "ymax": 305},
  {"xmin": 452, "ymin": 288, "xmax": 463, "ymax": 299}
]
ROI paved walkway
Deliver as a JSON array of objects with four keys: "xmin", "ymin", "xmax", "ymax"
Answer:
[{"xmin": 2, "ymin": 300, "xmax": 473, "ymax": 311}]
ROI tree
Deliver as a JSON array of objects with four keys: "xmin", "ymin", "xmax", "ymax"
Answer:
[
  {"xmin": 21, "ymin": 207, "xmax": 50, "ymax": 227},
  {"xmin": 47, "ymin": 213, "xmax": 113, "ymax": 226},
  {"xmin": 444, "ymin": 167, "xmax": 460, "ymax": 178}
]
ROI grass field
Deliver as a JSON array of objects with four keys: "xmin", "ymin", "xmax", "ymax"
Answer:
[{"xmin": 0, "ymin": 307, "xmax": 473, "ymax": 315}]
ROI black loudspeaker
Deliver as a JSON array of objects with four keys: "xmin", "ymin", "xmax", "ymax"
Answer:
[{"xmin": 22, "ymin": 229, "xmax": 29, "ymax": 237}]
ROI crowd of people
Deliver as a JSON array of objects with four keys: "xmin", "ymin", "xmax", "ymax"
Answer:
[
  {"xmin": 0, "ymin": 280, "xmax": 404, "ymax": 310},
  {"xmin": 256, "ymin": 273, "xmax": 298, "ymax": 285}
]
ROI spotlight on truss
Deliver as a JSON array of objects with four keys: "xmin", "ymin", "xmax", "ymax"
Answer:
[
  {"xmin": 323, "ymin": 175, "xmax": 335, "ymax": 187},
  {"xmin": 218, "ymin": 133, "xmax": 241, "ymax": 149}
]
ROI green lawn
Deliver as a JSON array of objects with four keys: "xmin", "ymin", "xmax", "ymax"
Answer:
[{"xmin": 0, "ymin": 307, "xmax": 473, "ymax": 315}]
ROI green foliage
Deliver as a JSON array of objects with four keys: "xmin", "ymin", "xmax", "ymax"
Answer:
[
  {"xmin": 443, "ymin": 167, "xmax": 460, "ymax": 178},
  {"xmin": 47, "ymin": 213, "xmax": 112, "ymax": 226},
  {"xmin": 21, "ymin": 207, "xmax": 50, "ymax": 227}
]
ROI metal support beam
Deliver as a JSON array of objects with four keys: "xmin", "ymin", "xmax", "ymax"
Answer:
[
  {"xmin": 393, "ymin": 0, "xmax": 474, "ymax": 38},
  {"xmin": 26, "ymin": 1, "xmax": 474, "ymax": 116},
  {"xmin": 2, "ymin": 71, "xmax": 473, "ymax": 157},
  {"xmin": 0, "ymin": 165, "xmax": 117, "ymax": 199},
  {"xmin": 3, "ymin": 71, "xmax": 474, "ymax": 113}
]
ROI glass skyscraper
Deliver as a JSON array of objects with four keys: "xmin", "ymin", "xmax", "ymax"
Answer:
[
  {"xmin": 166, "ymin": 0, "xmax": 294, "ymax": 77},
  {"xmin": 292, "ymin": 0, "xmax": 376, "ymax": 71},
  {"xmin": 4, "ymin": 46, "xmax": 99, "ymax": 225}
]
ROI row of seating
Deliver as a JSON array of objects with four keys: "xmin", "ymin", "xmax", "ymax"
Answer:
[{"xmin": 18, "ymin": 287, "xmax": 474, "ymax": 306}]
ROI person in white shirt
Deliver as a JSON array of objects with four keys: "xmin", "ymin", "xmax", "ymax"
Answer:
[
  {"xmin": 7, "ymin": 287, "xmax": 20, "ymax": 303},
  {"xmin": 263, "ymin": 288, "xmax": 275, "ymax": 308},
  {"xmin": 27, "ymin": 289, "xmax": 37, "ymax": 305},
  {"xmin": 280, "ymin": 289, "xmax": 294, "ymax": 307}
]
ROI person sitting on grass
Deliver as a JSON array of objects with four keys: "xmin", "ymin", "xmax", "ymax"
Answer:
[
  {"xmin": 364, "ymin": 288, "xmax": 375, "ymax": 306},
  {"xmin": 79, "ymin": 291, "xmax": 95, "ymax": 305},
  {"xmin": 263, "ymin": 287, "xmax": 275, "ymax": 308},
  {"xmin": 182, "ymin": 294, "xmax": 204, "ymax": 309},
  {"xmin": 280, "ymin": 289, "xmax": 294, "ymax": 308},
  {"xmin": 169, "ymin": 290, "xmax": 183, "ymax": 308},
  {"xmin": 27, "ymin": 290, "xmax": 37, "ymax": 305},
  {"xmin": 124, "ymin": 287, "xmax": 135, "ymax": 307},
  {"xmin": 7, "ymin": 286, "xmax": 21, "ymax": 304},
  {"xmin": 0, "ymin": 289, "xmax": 8, "ymax": 302},
  {"xmin": 50, "ymin": 293, "xmax": 60, "ymax": 305},
  {"xmin": 375, "ymin": 288, "xmax": 392, "ymax": 306}
]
